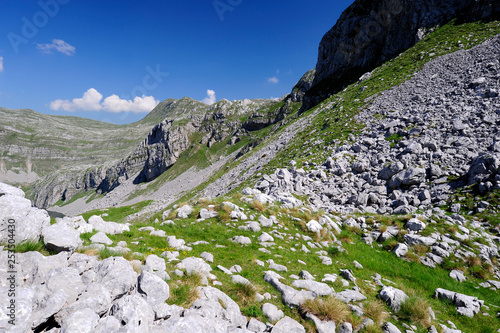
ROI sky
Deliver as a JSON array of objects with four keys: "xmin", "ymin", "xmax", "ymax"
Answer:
[{"xmin": 0, "ymin": 0, "xmax": 354, "ymax": 124}]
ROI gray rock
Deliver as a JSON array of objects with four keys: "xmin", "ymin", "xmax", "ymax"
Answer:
[
  {"xmin": 435, "ymin": 288, "xmax": 483, "ymax": 317},
  {"xmin": 264, "ymin": 271, "xmax": 315, "ymax": 307},
  {"xmin": 60, "ymin": 308, "xmax": 99, "ymax": 333},
  {"xmin": 90, "ymin": 231, "xmax": 113, "ymax": 245},
  {"xmin": 109, "ymin": 294, "xmax": 155, "ymax": 332},
  {"xmin": 231, "ymin": 236, "xmax": 252, "ymax": 245},
  {"xmin": 389, "ymin": 168, "xmax": 426, "ymax": 189},
  {"xmin": 177, "ymin": 204, "xmax": 194, "ymax": 218},
  {"xmin": 176, "ymin": 257, "xmax": 212, "ymax": 284},
  {"xmin": 379, "ymin": 286, "xmax": 408, "ymax": 312},
  {"xmin": 0, "ymin": 184, "xmax": 50, "ymax": 244},
  {"xmin": 145, "ymin": 254, "xmax": 167, "ymax": 272},
  {"xmin": 94, "ymin": 257, "xmax": 137, "ymax": 300},
  {"xmin": 449, "ymin": 270, "xmax": 467, "ymax": 283},
  {"xmin": 306, "ymin": 220, "xmax": 322, "ymax": 232},
  {"xmin": 138, "ymin": 271, "xmax": 170, "ymax": 306},
  {"xmin": 404, "ymin": 218, "xmax": 426, "ymax": 232},
  {"xmin": 382, "ymin": 322, "xmax": 402, "ymax": 333},
  {"xmin": 337, "ymin": 322, "xmax": 353, "ymax": 333},
  {"xmin": 404, "ymin": 234, "xmax": 436, "ymax": 246},
  {"xmin": 199, "ymin": 208, "xmax": 219, "ymax": 219},
  {"xmin": 45, "ymin": 267, "xmax": 85, "ymax": 304},
  {"xmin": 262, "ymin": 303, "xmax": 284, "ymax": 322},
  {"xmin": 291, "ymin": 280, "xmax": 334, "ymax": 296},
  {"xmin": 306, "ymin": 313, "xmax": 336, "ymax": 333},
  {"xmin": 340, "ymin": 269, "xmax": 356, "ymax": 282},
  {"xmin": 88, "ymin": 215, "xmax": 129, "ymax": 235},
  {"xmin": 272, "ymin": 316, "xmax": 305, "ymax": 333},
  {"xmin": 258, "ymin": 232, "xmax": 275, "ymax": 242},
  {"xmin": 248, "ymin": 318, "xmax": 267, "ymax": 333},
  {"xmin": 393, "ymin": 243, "xmax": 408, "ymax": 257},
  {"xmin": 200, "ymin": 252, "xmax": 214, "ymax": 263},
  {"xmin": 94, "ymin": 317, "xmax": 122, "ymax": 333},
  {"xmin": 56, "ymin": 282, "xmax": 112, "ymax": 322},
  {"xmin": 335, "ymin": 289, "xmax": 367, "ymax": 303},
  {"xmin": 42, "ymin": 223, "xmax": 82, "ymax": 253},
  {"xmin": 379, "ymin": 162, "xmax": 404, "ymax": 180}
]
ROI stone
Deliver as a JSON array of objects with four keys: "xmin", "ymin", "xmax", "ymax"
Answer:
[
  {"xmin": 435, "ymin": 288, "xmax": 483, "ymax": 317},
  {"xmin": 145, "ymin": 254, "xmax": 167, "ymax": 272},
  {"xmin": 305, "ymin": 313, "xmax": 336, "ymax": 333},
  {"xmin": 138, "ymin": 270, "xmax": 170, "ymax": 306},
  {"xmin": 88, "ymin": 215, "xmax": 129, "ymax": 235},
  {"xmin": 405, "ymin": 218, "xmax": 426, "ymax": 232},
  {"xmin": 340, "ymin": 269, "xmax": 356, "ymax": 282},
  {"xmin": 306, "ymin": 220, "xmax": 323, "ymax": 232},
  {"xmin": 389, "ymin": 168, "xmax": 426, "ymax": 189},
  {"xmin": 335, "ymin": 289, "xmax": 367, "ymax": 303},
  {"xmin": 262, "ymin": 303, "xmax": 284, "ymax": 322},
  {"xmin": 45, "ymin": 267, "xmax": 85, "ymax": 304},
  {"xmin": 199, "ymin": 208, "xmax": 219, "ymax": 219},
  {"xmin": 272, "ymin": 316, "xmax": 306, "ymax": 333},
  {"xmin": 90, "ymin": 231, "xmax": 113, "ymax": 245},
  {"xmin": 177, "ymin": 204, "xmax": 193, "ymax": 218},
  {"xmin": 263, "ymin": 271, "xmax": 315, "ymax": 307},
  {"xmin": 379, "ymin": 286, "xmax": 408, "ymax": 312},
  {"xmin": 382, "ymin": 322, "xmax": 402, "ymax": 333},
  {"xmin": 291, "ymin": 280, "xmax": 334, "ymax": 296},
  {"xmin": 200, "ymin": 252, "xmax": 214, "ymax": 263},
  {"xmin": 94, "ymin": 257, "xmax": 137, "ymax": 300},
  {"xmin": 450, "ymin": 270, "xmax": 467, "ymax": 283},
  {"xmin": 393, "ymin": 243, "xmax": 408, "ymax": 257},
  {"xmin": 248, "ymin": 318, "xmax": 267, "ymax": 333},
  {"xmin": 176, "ymin": 257, "xmax": 212, "ymax": 284},
  {"xmin": 60, "ymin": 308, "xmax": 99, "ymax": 333},
  {"xmin": 258, "ymin": 232, "xmax": 274, "ymax": 242},
  {"xmin": 109, "ymin": 294, "xmax": 155, "ymax": 331},
  {"xmin": 0, "ymin": 184, "xmax": 50, "ymax": 244},
  {"xmin": 231, "ymin": 236, "xmax": 252, "ymax": 245},
  {"xmin": 42, "ymin": 222, "xmax": 82, "ymax": 253},
  {"xmin": 337, "ymin": 322, "xmax": 353, "ymax": 333}
]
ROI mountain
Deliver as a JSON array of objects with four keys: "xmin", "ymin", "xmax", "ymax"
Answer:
[{"xmin": 0, "ymin": 0, "xmax": 500, "ymax": 332}]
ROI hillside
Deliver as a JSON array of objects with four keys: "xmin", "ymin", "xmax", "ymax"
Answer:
[{"xmin": 1, "ymin": 0, "xmax": 500, "ymax": 332}]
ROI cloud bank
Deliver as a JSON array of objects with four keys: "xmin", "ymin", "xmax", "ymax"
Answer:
[
  {"xmin": 202, "ymin": 89, "xmax": 216, "ymax": 105},
  {"xmin": 37, "ymin": 39, "xmax": 76, "ymax": 56},
  {"xmin": 50, "ymin": 88, "xmax": 160, "ymax": 113}
]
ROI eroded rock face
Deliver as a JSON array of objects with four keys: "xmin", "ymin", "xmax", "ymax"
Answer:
[{"xmin": 302, "ymin": 0, "xmax": 500, "ymax": 110}]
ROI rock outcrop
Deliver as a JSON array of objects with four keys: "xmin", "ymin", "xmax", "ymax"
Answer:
[{"xmin": 301, "ymin": 0, "xmax": 500, "ymax": 110}]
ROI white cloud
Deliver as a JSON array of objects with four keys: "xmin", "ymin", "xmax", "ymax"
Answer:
[
  {"xmin": 37, "ymin": 39, "xmax": 76, "ymax": 56},
  {"xmin": 268, "ymin": 76, "xmax": 279, "ymax": 84},
  {"xmin": 50, "ymin": 88, "xmax": 159, "ymax": 113},
  {"xmin": 202, "ymin": 89, "xmax": 216, "ymax": 105},
  {"xmin": 0, "ymin": 57, "xmax": 3, "ymax": 72}
]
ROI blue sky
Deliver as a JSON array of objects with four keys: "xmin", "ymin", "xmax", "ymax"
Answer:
[{"xmin": 0, "ymin": 0, "xmax": 354, "ymax": 124}]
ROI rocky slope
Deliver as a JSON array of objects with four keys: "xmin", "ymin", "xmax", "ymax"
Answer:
[{"xmin": 302, "ymin": 0, "xmax": 500, "ymax": 110}]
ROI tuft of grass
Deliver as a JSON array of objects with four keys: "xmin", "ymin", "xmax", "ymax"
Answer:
[
  {"xmin": 242, "ymin": 305, "xmax": 263, "ymax": 318},
  {"xmin": 228, "ymin": 282, "xmax": 258, "ymax": 306},
  {"xmin": 360, "ymin": 324, "xmax": 383, "ymax": 333},
  {"xmin": 399, "ymin": 295, "xmax": 432, "ymax": 328},
  {"xmin": 364, "ymin": 300, "xmax": 389, "ymax": 325},
  {"xmin": 327, "ymin": 246, "xmax": 341, "ymax": 257},
  {"xmin": 300, "ymin": 296, "xmax": 350, "ymax": 323},
  {"xmin": 250, "ymin": 200, "xmax": 266, "ymax": 212},
  {"xmin": 168, "ymin": 273, "xmax": 202, "ymax": 308},
  {"xmin": 11, "ymin": 239, "xmax": 51, "ymax": 255}
]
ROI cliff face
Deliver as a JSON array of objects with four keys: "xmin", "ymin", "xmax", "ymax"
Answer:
[{"xmin": 302, "ymin": 0, "xmax": 500, "ymax": 110}]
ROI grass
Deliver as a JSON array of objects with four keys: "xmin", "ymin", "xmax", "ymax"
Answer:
[
  {"xmin": 227, "ymin": 282, "xmax": 258, "ymax": 306},
  {"xmin": 399, "ymin": 295, "xmax": 432, "ymax": 328},
  {"xmin": 168, "ymin": 273, "xmax": 203, "ymax": 308},
  {"xmin": 9, "ymin": 239, "xmax": 53, "ymax": 255},
  {"xmin": 299, "ymin": 296, "xmax": 350, "ymax": 323},
  {"xmin": 363, "ymin": 300, "xmax": 389, "ymax": 325}
]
